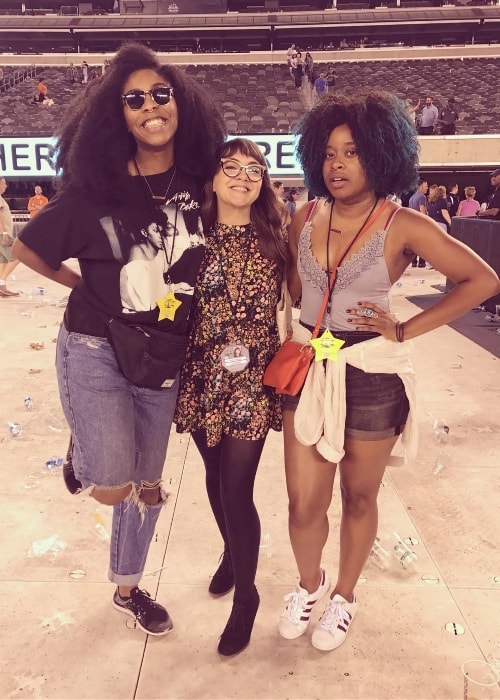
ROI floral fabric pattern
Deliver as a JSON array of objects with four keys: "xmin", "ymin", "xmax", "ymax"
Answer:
[{"xmin": 175, "ymin": 223, "xmax": 282, "ymax": 446}]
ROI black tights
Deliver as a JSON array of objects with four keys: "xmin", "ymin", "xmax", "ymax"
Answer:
[{"xmin": 191, "ymin": 430, "xmax": 265, "ymax": 603}]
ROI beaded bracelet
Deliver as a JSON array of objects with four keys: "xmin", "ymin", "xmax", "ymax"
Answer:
[{"xmin": 396, "ymin": 321, "xmax": 405, "ymax": 343}]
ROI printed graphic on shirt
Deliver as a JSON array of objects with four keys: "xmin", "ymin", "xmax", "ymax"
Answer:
[{"xmin": 100, "ymin": 191, "xmax": 204, "ymax": 314}]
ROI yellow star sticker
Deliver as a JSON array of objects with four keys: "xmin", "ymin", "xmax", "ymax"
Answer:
[
  {"xmin": 310, "ymin": 328, "xmax": 345, "ymax": 362},
  {"xmin": 157, "ymin": 291, "xmax": 182, "ymax": 322}
]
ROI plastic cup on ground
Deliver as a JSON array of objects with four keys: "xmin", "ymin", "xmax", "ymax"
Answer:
[{"xmin": 461, "ymin": 660, "xmax": 499, "ymax": 699}]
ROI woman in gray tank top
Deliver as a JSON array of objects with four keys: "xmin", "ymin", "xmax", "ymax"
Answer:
[{"xmin": 276, "ymin": 91, "xmax": 500, "ymax": 651}]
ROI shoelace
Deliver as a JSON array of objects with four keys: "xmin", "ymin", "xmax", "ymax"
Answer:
[
  {"xmin": 224, "ymin": 603, "xmax": 248, "ymax": 636},
  {"xmin": 320, "ymin": 599, "xmax": 349, "ymax": 631},
  {"xmin": 129, "ymin": 589, "xmax": 155, "ymax": 616},
  {"xmin": 282, "ymin": 589, "xmax": 309, "ymax": 622}
]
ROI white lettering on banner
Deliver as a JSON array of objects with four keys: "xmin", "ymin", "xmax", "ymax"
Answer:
[
  {"xmin": 1, "ymin": 134, "xmax": 498, "ymax": 178},
  {"xmin": 252, "ymin": 136, "xmax": 300, "ymax": 174},
  {"xmin": 0, "ymin": 138, "xmax": 56, "ymax": 177},
  {"xmin": 0, "ymin": 135, "xmax": 302, "ymax": 178}
]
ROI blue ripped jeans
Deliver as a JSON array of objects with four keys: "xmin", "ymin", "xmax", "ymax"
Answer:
[{"xmin": 56, "ymin": 324, "xmax": 178, "ymax": 586}]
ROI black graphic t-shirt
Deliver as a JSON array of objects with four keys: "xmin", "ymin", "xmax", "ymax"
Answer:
[{"xmin": 19, "ymin": 170, "xmax": 204, "ymax": 337}]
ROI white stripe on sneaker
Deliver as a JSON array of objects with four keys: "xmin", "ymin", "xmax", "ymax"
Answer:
[
  {"xmin": 311, "ymin": 593, "xmax": 358, "ymax": 651},
  {"xmin": 278, "ymin": 568, "xmax": 331, "ymax": 640}
]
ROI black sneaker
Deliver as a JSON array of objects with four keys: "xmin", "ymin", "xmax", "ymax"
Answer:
[
  {"xmin": 113, "ymin": 587, "xmax": 173, "ymax": 636},
  {"xmin": 218, "ymin": 586, "xmax": 260, "ymax": 656},
  {"xmin": 63, "ymin": 437, "xmax": 82, "ymax": 495},
  {"xmin": 209, "ymin": 550, "xmax": 234, "ymax": 596}
]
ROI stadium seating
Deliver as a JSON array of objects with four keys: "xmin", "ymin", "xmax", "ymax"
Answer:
[{"xmin": 0, "ymin": 57, "xmax": 498, "ymax": 137}]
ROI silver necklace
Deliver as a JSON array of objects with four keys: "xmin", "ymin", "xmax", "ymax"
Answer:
[{"xmin": 134, "ymin": 158, "xmax": 177, "ymax": 202}]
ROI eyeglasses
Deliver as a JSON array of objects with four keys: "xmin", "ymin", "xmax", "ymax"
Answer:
[
  {"xmin": 122, "ymin": 86, "xmax": 175, "ymax": 110},
  {"xmin": 220, "ymin": 160, "xmax": 266, "ymax": 182}
]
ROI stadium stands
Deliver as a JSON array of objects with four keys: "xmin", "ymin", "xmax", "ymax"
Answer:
[{"xmin": 0, "ymin": 57, "xmax": 499, "ymax": 137}]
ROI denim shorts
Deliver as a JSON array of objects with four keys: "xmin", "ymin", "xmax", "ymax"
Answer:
[
  {"xmin": 56, "ymin": 324, "xmax": 179, "ymax": 489},
  {"xmin": 283, "ymin": 330, "xmax": 409, "ymax": 441}
]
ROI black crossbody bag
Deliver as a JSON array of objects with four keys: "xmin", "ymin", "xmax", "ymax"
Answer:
[{"xmin": 106, "ymin": 317, "xmax": 187, "ymax": 390}]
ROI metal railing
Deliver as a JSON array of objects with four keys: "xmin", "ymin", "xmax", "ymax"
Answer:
[{"xmin": 0, "ymin": 66, "xmax": 38, "ymax": 93}]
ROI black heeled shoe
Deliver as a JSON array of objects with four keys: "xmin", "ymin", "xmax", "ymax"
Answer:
[
  {"xmin": 218, "ymin": 586, "xmax": 260, "ymax": 657},
  {"xmin": 62, "ymin": 436, "xmax": 82, "ymax": 495},
  {"xmin": 209, "ymin": 550, "xmax": 234, "ymax": 596}
]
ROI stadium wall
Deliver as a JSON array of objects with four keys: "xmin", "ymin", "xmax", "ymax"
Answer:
[{"xmin": 0, "ymin": 44, "xmax": 499, "ymax": 66}]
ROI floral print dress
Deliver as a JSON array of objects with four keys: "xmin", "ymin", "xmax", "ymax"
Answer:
[{"xmin": 175, "ymin": 223, "xmax": 282, "ymax": 447}]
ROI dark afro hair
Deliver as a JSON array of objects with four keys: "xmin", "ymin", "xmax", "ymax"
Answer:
[
  {"xmin": 295, "ymin": 90, "xmax": 419, "ymax": 199},
  {"xmin": 55, "ymin": 42, "xmax": 226, "ymax": 205}
]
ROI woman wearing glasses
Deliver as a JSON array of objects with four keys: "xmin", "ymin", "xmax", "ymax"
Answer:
[
  {"xmin": 13, "ymin": 42, "xmax": 225, "ymax": 637},
  {"xmin": 175, "ymin": 138, "xmax": 289, "ymax": 656}
]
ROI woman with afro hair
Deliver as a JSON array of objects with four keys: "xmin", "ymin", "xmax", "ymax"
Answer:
[
  {"xmin": 14, "ymin": 42, "xmax": 226, "ymax": 638},
  {"xmin": 277, "ymin": 91, "xmax": 499, "ymax": 651}
]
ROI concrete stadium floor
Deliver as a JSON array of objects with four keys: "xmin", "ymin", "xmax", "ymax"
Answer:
[{"xmin": 1, "ymin": 263, "xmax": 499, "ymax": 700}]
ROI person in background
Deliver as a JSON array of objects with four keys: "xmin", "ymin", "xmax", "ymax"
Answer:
[
  {"xmin": 286, "ymin": 43, "xmax": 297, "ymax": 74},
  {"xmin": 0, "ymin": 177, "xmax": 20, "ymax": 297},
  {"xmin": 428, "ymin": 185, "xmax": 452, "ymax": 232},
  {"xmin": 405, "ymin": 98, "xmax": 420, "ymax": 126},
  {"xmin": 313, "ymin": 72, "xmax": 328, "ymax": 101},
  {"xmin": 438, "ymin": 98, "xmax": 459, "ymax": 135},
  {"xmin": 27, "ymin": 185, "xmax": 49, "ymax": 218},
  {"xmin": 304, "ymin": 52, "xmax": 314, "ymax": 85},
  {"xmin": 326, "ymin": 66, "xmax": 337, "ymax": 93},
  {"xmin": 408, "ymin": 180, "xmax": 428, "ymax": 215},
  {"xmin": 272, "ymin": 180, "xmax": 285, "ymax": 202},
  {"xmin": 407, "ymin": 179, "xmax": 428, "ymax": 267},
  {"xmin": 174, "ymin": 138, "xmax": 288, "ymax": 656},
  {"xmin": 81, "ymin": 60, "xmax": 89, "ymax": 84},
  {"xmin": 278, "ymin": 90, "xmax": 499, "ymax": 653},
  {"xmin": 446, "ymin": 183, "xmax": 460, "ymax": 218},
  {"xmin": 36, "ymin": 77, "xmax": 49, "ymax": 103},
  {"xmin": 273, "ymin": 181, "xmax": 291, "ymax": 234},
  {"xmin": 13, "ymin": 42, "xmax": 226, "ymax": 637},
  {"xmin": 284, "ymin": 188, "xmax": 300, "ymax": 218},
  {"xmin": 456, "ymin": 186, "xmax": 480, "ymax": 217},
  {"xmin": 418, "ymin": 96, "xmax": 438, "ymax": 135},
  {"xmin": 293, "ymin": 52, "xmax": 304, "ymax": 90},
  {"xmin": 477, "ymin": 168, "xmax": 500, "ymax": 219}
]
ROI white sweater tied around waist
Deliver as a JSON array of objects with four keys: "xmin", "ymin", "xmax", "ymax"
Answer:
[{"xmin": 290, "ymin": 321, "xmax": 418, "ymax": 466}]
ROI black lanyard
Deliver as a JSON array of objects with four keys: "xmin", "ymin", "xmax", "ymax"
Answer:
[
  {"xmin": 135, "ymin": 169, "xmax": 178, "ymax": 285},
  {"xmin": 325, "ymin": 199, "xmax": 378, "ymax": 315}
]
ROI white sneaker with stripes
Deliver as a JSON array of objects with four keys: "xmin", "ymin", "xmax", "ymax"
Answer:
[
  {"xmin": 278, "ymin": 568, "xmax": 330, "ymax": 640},
  {"xmin": 311, "ymin": 593, "xmax": 357, "ymax": 651}
]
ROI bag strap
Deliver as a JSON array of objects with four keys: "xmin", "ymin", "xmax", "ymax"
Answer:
[
  {"xmin": 383, "ymin": 204, "xmax": 400, "ymax": 231},
  {"xmin": 305, "ymin": 199, "xmax": 317, "ymax": 222},
  {"xmin": 310, "ymin": 199, "xmax": 389, "ymax": 339}
]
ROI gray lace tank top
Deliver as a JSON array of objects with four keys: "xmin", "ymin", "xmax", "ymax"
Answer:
[{"xmin": 298, "ymin": 200, "xmax": 397, "ymax": 331}]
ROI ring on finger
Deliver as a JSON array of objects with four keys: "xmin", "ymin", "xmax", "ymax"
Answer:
[{"xmin": 358, "ymin": 308, "xmax": 378, "ymax": 319}]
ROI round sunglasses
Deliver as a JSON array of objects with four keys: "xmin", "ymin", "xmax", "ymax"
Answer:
[{"xmin": 122, "ymin": 86, "xmax": 175, "ymax": 111}]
